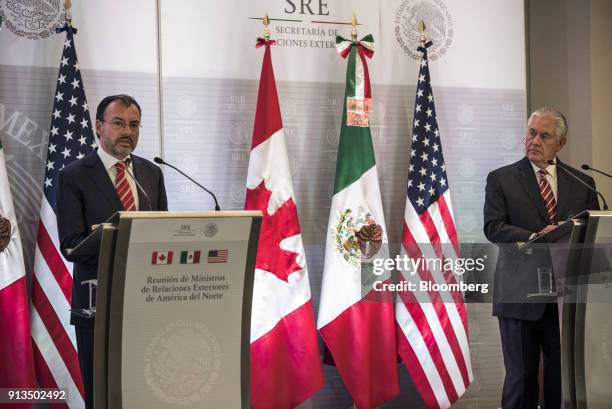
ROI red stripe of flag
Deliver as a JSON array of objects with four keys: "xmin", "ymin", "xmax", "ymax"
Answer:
[
  {"xmin": 429, "ymin": 197, "xmax": 468, "ymax": 327},
  {"xmin": 357, "ymin": 47, "xmax": 372, "ymax": 98},
  {"xmin": 251, "ymin": 45, "xmax": 283, "ymax": 149},
  {"xmin": 397, "ymin": 285, "xmax": 459, "ymax": 404},
  {"xmin": 32, "ymin": 342, "xmax": 71, "ymax": 409},
  {"xmin": 401, "ymin": 224, "xmax": 470, "ymax": 392},
  {"xmin": 437, "ymin": 195, "xmax": 460, "ymax": 256},
  {"xmin": 418, "ymin": 211, "xmax": 467, "ymax": 308},
  {"xmin": 31, "ymin": 278, "xmax": 84, "ymax": 397},
  {"xmin": 37, "ymin": 221, "xmax": 72, "ymax": 302},
  {"xmin": 396, "ymin": 321, "xmax": 442, "ymax": 409}
]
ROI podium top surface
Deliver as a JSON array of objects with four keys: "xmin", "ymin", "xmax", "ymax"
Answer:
[
  {"xmin": 585, "ymin": 210, "xmax": 612, "ymax": 217},
  {"xmin": 520, "ymin": 220, "xmax": 576, "ymax": 247},
  {"xmin": 114, "ymin": 210, "xmax": 262, "ymax": 219}
]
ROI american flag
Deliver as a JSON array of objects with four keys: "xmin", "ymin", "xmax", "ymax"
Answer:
[
  {"xmin": 30, "ymin": 24, "xmax": 95, "ymax": 409},
  {"xmin": 207, "ymin": 249, "xmax": 228, "ymax": 263},
  {"xmin": 395, "ymin": 41, "xmax": 473, "ymax": 409}
]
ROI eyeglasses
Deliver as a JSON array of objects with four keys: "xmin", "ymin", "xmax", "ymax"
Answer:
[
  {"xmin": 526, "ymin": 129, "xmax": 557, "ymax": 143},
  {"xmin": 101, "ymin": 119, "xmax": 142, "ymax": 131}
]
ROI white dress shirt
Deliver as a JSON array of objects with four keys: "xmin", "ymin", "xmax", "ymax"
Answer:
[{"xmin": 97, "ymin": 147, "xmax": 139, "ymax": 210}]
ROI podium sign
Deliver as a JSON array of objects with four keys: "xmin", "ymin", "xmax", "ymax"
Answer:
[{"xmin": 94, "ymin": 211, "xmax": 261, "ymax": 409}]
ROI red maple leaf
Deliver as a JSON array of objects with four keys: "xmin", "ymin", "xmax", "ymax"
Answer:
[{"xmin": 245, "ymin": 181, "xmax": 302, "ymax": 282}]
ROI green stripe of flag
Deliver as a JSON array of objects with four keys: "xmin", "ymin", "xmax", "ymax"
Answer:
[
  {"xmin": 345, "ymin": 46, "xmax": 357, "ymax": 97},
  {"xmin": 333, "ymin": 45, "xmax": 376, "ymax": 194}
]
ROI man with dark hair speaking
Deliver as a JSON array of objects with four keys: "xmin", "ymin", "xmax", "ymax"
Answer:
[
  {"xmin": 57, "ymin": 94, "xmax": 167, "ymax": 409},
  {"xmin": 483, "ymin": 107, "xmax": 600, "ymax": 408}
]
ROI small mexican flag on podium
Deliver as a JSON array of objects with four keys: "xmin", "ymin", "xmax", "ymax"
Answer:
[{"xmin": 180, "ymin": 250, "xmax": 201, "ymax": 264}]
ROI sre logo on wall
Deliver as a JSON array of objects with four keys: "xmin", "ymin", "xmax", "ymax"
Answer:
[
  {"xmin": 269, "ymin": 0, "xmax": 343, "ymax": 49},
  {"xmin": 284, "ymin": 0, "xmax": 330, "ymax": 15}
]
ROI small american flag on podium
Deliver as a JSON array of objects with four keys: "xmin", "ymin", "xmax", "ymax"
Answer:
[{"xmin": 207, "ymin": 249, "xmax": 228, "ymax": 264}]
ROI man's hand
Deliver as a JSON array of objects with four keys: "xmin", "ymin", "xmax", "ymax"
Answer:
[{"xmin": 538, "ymin": 224, "xmax": 558, "ymax": 236}]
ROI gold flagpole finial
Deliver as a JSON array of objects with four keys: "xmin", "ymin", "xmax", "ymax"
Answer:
[
  {"xmin": 419, "ymin": 20, "xmax": 427, "ymax": 45},
  {"xmin": 351, "ymin": 14, "xmax": 358, "ymax": 41},
  {"xmin": 263, "ymin": 14, "xmax": 270, "ymax": 41},
  {"xmin": 64, "ymin": 0, "xmax": 72, "ymax": 22}
]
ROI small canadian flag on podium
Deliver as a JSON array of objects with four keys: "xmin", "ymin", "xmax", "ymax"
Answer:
[{"xmin": 151, "ymin": 251, "xmax": 173, "ymax": 265}]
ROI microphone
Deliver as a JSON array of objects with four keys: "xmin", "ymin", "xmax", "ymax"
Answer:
[
  {"xmin": 124, "ymin": 158, "xmax": 152, "ymax": 211},
  {"xmin": 548, "ymin": 160, "xmax": 608, "ymax": 210},
  {"xmin": 581, "ymin": 164, "xmax": 612, "ymax": 179},
  {"xmin": 153, "ymin": 157, "xmax": 220, "ymax": 211}
]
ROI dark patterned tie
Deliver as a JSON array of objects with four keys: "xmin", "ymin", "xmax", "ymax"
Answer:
[
  {"xmin": 114, "ymin": 161, "xmax": 136, "ymax": 211},
  {"xmin": 538, "ymin": 169, "xmax": 556, "ymax": 223}
]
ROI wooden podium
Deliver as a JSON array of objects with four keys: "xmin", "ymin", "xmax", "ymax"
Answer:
[
  {"xmin": 521, "ymin": 211, "xmax": 612, "ymax": 408},
  {"xmin": 73, "ymin": 211, "xmax": 262, "ymax": 409}
]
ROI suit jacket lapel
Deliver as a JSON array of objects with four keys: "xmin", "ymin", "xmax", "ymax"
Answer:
[
  {"xmin": 84, "ymin": 151, "xmax": 124, "ymax": 210},
  {"xmin": 131, "ymin": 155, "xmax": 150, "ymax": 211},
  {"xmin": 555, "ymin": 159, "xmax": 570, "ymax": 219},
  {"xmin": 517, "ymin": 157, "xmax": 550, "ymax": 223}
]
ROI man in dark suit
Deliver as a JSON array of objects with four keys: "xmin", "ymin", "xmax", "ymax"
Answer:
[
  {"xmin": 57, "ymin": 94, "xmax": 167, "ymax": 409},
  {"xmin": 484, "ymin": 107, "xmax": 600, "ymax": 409}
]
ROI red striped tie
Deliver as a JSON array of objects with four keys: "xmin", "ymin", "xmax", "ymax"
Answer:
[
  {"xmin": 114, "ymin": 161, "xmax": 136, "ymax": 211},
  {"xmin": 538, "ymin": 169, "xmax": 556, "ymax": 223}
]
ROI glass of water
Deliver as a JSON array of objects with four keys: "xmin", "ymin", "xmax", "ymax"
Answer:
[{"xmin": 537, "ymin": 267, "xmax": 554, "ymax": 294}]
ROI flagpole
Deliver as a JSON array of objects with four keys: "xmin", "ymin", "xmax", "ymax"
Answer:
[
  {"xmin": 351, "ymin": 14, "xmax": 358, "ymax": 41},
  {"xmin": 262, "ymin": 14, "xmax": 270, "ymax": 41},
  {"xmin": 64, "ymin": 0, "xmax": 72, "ymax": 23},
  {"xmin": 155, "ymin": 0, "xmax": 166, "ymax": 162},
  {"xmin": 419, "ymin": 19, "xmax": 426, "ymax": 45}
]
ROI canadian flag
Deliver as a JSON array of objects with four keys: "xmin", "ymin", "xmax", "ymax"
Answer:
[
  {"xmin": 244, "ymin": 39, "xmax": 323, "ymax": 409},
  {"xmin": 151, "ymin": 251, "xmax": 173, "ymax": 265}
]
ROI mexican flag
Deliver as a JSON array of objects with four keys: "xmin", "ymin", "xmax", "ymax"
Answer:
[
  {"xmin": 180, "ymin": 250, "xmax": 201, "ymax": 264},
  {"xmin": 0, "ymin": 138, "xmax": 36, "ymax": 393},
  {"xmin": 316, "ymin": 35, "xmax": 399, "ymax": 409},
  {"xmin": 245, "ymin": 38, "xmax": 323, "ymax": 409}
]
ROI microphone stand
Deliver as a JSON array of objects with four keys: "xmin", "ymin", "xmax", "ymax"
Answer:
[
  {"xmin": 549, "ymin": 160, "xmax": 608, "ymax": 210},
  {"xmin": 154, "ymin": 157, "xmax": 221, "ymax": 211}
]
